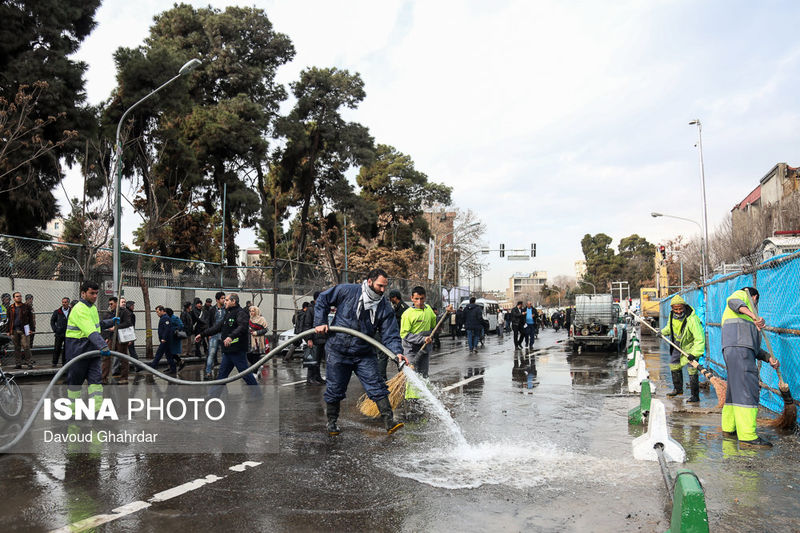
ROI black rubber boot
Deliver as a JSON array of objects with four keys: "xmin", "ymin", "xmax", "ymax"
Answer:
[
  {"xmin": 666, "ymin": 370, "xmax": 683, "ymax": 397},
  {"xmin": 375, "ymin": 396, "xmax": 404, "ymax": 434},
  {"xmin": 739, "ymin": 436, "xmax": 772, "ymax": 448},
  {"xmin": 306, "ymin": 365, "xmax": 325, "ymax": 385},
  {"xmin": 326, "ymin": 402, "xmax": 341, "ymax": 436},
  {"xmin": 686, "ymin": 373, "xmax": 700, "ymax": 403}
]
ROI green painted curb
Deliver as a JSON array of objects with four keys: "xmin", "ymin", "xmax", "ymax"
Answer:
[
  {"xmin": 628, "ymin": 379, "xmax": 652, "ymax": 425},
  {"xmin": 666, "ymin": 470, "xmax": 709, "ymax": 533}
]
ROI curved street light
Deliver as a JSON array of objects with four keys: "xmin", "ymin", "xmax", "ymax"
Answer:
[
  {"xmin": 578, "ymin": 280, "xmax": 596, "ymax": 295},
  {"xmin": 650, "ymin": 211, "xmax": 707, "ymax": 281},
  {"xmin": 541, "ymin": 286, "xmax": 562, "ymax": 307},
  {"xmin": 438, "ymin": 221, "xmax": 480, "ymax": 305},
  {"xmin": 112, "ymin": 58, "xmax": 202, "ymax": 296}
]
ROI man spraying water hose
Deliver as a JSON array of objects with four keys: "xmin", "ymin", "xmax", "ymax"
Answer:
[
  {"xmin": 721, "ymin": 287, "xmax": 780, "ymax": 448},
  {"xmin": 314, "ymin": 268, "xmax": 406, "ymax": 435},
  {"xmin": 660, "ymin": 294, "xmax": 704, "ymax": 402}
]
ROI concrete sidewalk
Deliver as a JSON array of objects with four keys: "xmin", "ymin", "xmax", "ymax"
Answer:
[{"xmin": 2, "ymin": 355, "xmax": 208, "ymax": 380}]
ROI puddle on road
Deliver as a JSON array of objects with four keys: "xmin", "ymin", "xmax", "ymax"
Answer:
[{"xmin": 381, "ymin": 438, "xmax": 640, "ymax": 490}]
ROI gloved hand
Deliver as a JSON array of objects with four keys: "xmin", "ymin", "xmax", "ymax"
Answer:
[
  {"xmin": 100, "ymin": 347, "xmax": 111, "ymax": 357},
  {"xmin": 396, "ymin": 354, "xmax": 410, "ymax": 370},
  {"xmin": 112, "ymin": 316, "xmax": 121, "ymax": 325}
]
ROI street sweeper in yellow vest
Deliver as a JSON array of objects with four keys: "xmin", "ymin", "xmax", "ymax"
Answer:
[
  {"xmin": 721, "ymin": 287, "xmax": 779, "ymax": 448},
  {"xmin": 660, "ymin": 294, "xmax": 705, "ymax": 402},
  {"xmin": 400, "ymin": 286, "xmax": 438, "ymax": 401}
]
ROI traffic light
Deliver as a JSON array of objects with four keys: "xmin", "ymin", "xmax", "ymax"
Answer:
[
  {"xmin": 531, "ymin": 243, "xmax": 536, "ymax": 257},
  {"xmin": 499, "ymin": 243, "xmax": 505, "ymax": 257},
  {"xmin": 659, "ymin": 245, "xmax": 666, "ymax": 260}
]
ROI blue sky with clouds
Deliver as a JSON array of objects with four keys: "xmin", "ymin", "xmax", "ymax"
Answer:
[{"xmin": 61, "ymin": 0, "xmax": 800, "ymax": 290}]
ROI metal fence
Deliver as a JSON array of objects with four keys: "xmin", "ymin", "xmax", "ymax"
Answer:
[
  {"xmin": 0, "ymin": 233, "xmax": 446, "ymax": 362},
  {"xmin": 659, "ymin": 250, "xmax": 800, "ymax": 421}
]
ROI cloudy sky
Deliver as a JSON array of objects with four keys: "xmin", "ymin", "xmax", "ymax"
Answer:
[{"xmin": 60, "ymin": 0, "xmax": 800, "ymax": 290}]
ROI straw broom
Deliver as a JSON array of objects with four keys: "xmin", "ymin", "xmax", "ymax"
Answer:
[
  {"xmin": 635, "ymin": 315, "xmax": 728, "ymax": 407},
  {"xmin": 762, "ymin": 332, "xmax": 797, "ymax": 431},
  {"xmin": 358, "ymin": 307, "xmax": 452, "ymax": 418}
]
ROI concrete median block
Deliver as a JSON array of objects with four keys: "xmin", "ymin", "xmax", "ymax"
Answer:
[
  {"xmin": 628, "ymin": 379, "xmax": 652, "ymax": 425},
  {"xmin": 666, "ymin": 470, "xmax": 709, "ymax": 533},
  {"xmin": 632, "ymin": 399, "xmax": 685, "ymax": 462}
]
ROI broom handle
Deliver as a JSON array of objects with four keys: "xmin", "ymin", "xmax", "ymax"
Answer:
[
  {"xmin": 762, "ymin": 332, "xmax": 787, "ymax": 387},
  {"xmin": 429, "ymin": 308, "xmax": 452, "ymax": 339},
  {"xmin": 632, "ymin": 313, "xmax": 716, "ymax": 380}
]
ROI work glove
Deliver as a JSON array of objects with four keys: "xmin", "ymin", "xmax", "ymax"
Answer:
[
  {"xmin": 112, "ymin": 316, "xmax": 121, "ymax": 325},
  {"xmin": 100, "ymin": 347, "xmax": 111, "ymax": 357}
]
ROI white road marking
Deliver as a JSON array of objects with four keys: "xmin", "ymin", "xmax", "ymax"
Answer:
[
  {"xmin": 51, "ymin": 461, "xmax": 263, "ymax": 533},
  {"xmin": 442, "ymin": 374, "xmax": 485, "ymax": 391},
  {"xmin": 228, "ymin": 460, "xmax": 262, "ymax": 472},
  {"xmin": 280, "ymin": 376, "xmax": 326, "ymax": 387},
  {"xmin": 51, "ymin": 501, "xmax": 152, "ymax": 533},
  {"xmin": 149, "ymin": 474, "xmax": 223, "ymax": 503}
]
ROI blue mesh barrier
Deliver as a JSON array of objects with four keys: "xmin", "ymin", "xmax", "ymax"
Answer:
[{"xmin": 655, "ymin": 252, "xmax": 800, "ymax": 422}]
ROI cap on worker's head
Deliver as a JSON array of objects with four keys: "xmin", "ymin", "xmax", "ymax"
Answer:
[{"xmin": 670, "ymin": 295, "xmax": 685, "ymax": 306}]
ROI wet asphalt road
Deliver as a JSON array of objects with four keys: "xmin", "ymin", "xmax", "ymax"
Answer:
[{"xmin": 1, "ymin": 328, "xmax": 798, "ymax": 532}]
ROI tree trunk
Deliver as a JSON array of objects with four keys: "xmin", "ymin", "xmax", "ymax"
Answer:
[{"xmin": 137, "ymin": 254, "xmax": 154, "ymax": 359}]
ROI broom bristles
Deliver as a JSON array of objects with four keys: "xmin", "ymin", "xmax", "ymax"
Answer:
[
  {"xmin": 767, "ymin": 403, "xmax": 798, "ymax": 431},
  {"xmin": 709, "ymin": 376, "xmax": 727, "ymax": 408},
  {"xmin": 765, "ymin": 384, "xmax": 797, "ymax": 431},
  {"xmin": 356, "ymin": 371, "xmax": 407, "ymax": 418}
]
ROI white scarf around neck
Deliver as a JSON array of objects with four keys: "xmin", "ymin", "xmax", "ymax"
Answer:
[{"xmin": 357, "ymin": 279, "xmax": 383, "ymax": 324}]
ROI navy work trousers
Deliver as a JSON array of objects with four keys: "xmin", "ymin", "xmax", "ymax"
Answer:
[{"xmin": 324, "ymin": 346, "xmax": 389, "ymax": 404}]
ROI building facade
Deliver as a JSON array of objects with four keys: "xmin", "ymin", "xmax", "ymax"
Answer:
[{"xmin": 505, "ymin": 271, "xmax": 547, "ymax": 302}]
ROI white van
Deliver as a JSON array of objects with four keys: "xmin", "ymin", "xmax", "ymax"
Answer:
[{"xmin": 459, "ymin": 298, "xmax": 499, "ymax": 332}]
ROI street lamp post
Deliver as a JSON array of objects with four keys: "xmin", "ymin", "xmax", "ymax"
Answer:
[
  {"xmin": 437, "ymin": 221, "xmax": 479, "ymax": 306},
  {"xmin": 651, "ymin": 211, "xmax": 707, "ymax": 281},
  {"xmin": 542, "ymin": 286, "xmax": 561, "ymax": 307},
  {"xmin": 689, "ymin": 119, "xmax": 710, "ymax": 280},
  {"xmin": 579, "ymin": 280, "xmax": 596, "ymax": 295},
  {"xmin": 112, "ymin": 58, "xmax": 202, "ymax": 297}
]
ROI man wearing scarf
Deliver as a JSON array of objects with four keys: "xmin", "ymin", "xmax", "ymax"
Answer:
[
  {"xmin": 314, "ymin": 268, "xmax": 405, "ymax": 436},
  {"xmin": 659, "ymin": 294, "xmax": 705, "ymax": 402}
]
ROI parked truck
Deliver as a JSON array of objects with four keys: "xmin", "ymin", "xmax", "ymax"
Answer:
[
  {"xmin": 639, "ymin": 288, "xmax": 660, "ymax": 334},
  {"xmin": 569, "ymin": 293, "xmax": 626, "ymax": 353}
]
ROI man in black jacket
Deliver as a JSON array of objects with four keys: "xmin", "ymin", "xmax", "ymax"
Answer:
[
  {"xmin": 191, "ymin": 299, "xmax": 208, "ymax": 358},
  {"xmin": 50, "ymin": 296, "xmax": 71, "ymax": 366},
  {"xmin": 102, "ymin": 296, "xmax": 133, "ymax": 384},
  {"xmin": 304, "ymin": 293, "xmax": 325, "ymax": 385},
  {"xmin": 195, "ymin": 293, "xmax": 258, "ymax": 390},
  {"xmin": 181, "ymin": 302, "xmax": 194, "ymax": 358},
  {"xmin": 510, "ymin": 301, "xmax": 526, "ymax": 349},
  {"xmin": 463, "ymin": 297, "xmax": 484, "ymax": 353}
]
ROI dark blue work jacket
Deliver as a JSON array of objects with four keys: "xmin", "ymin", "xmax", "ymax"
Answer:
[{"xmin": 314, "ymin": 284, "xmax": 402, "ymax": 357}]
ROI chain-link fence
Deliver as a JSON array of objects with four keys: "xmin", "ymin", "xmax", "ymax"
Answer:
[
  {"xmin": 0, "ymin": 233, "xmax": 447, "ymax": 363},
  {"xmin": 659, "ymin": 250, "xmax": 800, "ymax": 421}
]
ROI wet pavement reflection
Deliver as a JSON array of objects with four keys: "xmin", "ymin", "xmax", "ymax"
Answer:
[{"xmin": 0, "ymin": 327, "xmax": 797, "ymax": 531}]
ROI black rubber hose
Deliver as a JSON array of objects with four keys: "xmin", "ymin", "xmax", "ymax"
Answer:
[{"xmin": 0, "ymin": 326, "xmax": 403, "ymax": 454}]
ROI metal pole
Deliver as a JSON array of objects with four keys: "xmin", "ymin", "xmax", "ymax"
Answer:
[
  {"xmin": 220, "ymin": 182, "xmax": 226, "ymax": 287},
  {"xmin": 438, "ymin": 237, "xmax": 442, "ymax": 306},
  {"xmin": 112, "ymin": 58, "xmax": 201, "ymax": 298},
  {"xmin": 680, "ymin": 258, "xmax": 684, "ymax": 292},
  {"xmin": 695, "ymin": 121, "xmax": 710, "ymax": 281}
]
